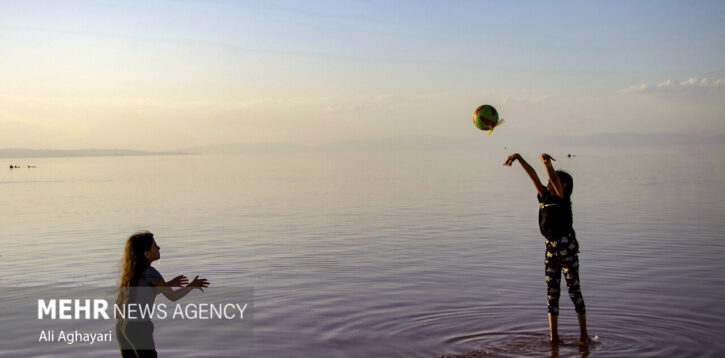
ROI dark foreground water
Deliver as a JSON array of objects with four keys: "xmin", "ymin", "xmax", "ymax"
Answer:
[{"xmin": 2, "ymin": 144, "xmax": 724, "ymax": 357}]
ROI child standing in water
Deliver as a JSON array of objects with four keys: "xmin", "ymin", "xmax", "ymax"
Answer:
[
  {"xmin": 116, "ymin": 231, "xmax": 210, "ymax": 358},
  {"xmin": 503, "ymin": 153, "xmax": 590, "ymax": 345}
]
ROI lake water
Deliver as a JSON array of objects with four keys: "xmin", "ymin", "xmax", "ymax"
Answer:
[{"xmin": 1, "ymin": 144, "xmax": 724, "ymax": 357}]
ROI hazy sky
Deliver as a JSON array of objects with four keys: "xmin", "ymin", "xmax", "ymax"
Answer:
[{"xmin": 1, "ymin": 0, "xmax": 724, "ymax": 151}]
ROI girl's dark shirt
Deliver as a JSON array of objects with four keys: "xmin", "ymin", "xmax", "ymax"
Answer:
[{"xmin": 537, "ymin": 190, "xmax": 573, "ymax": 238}]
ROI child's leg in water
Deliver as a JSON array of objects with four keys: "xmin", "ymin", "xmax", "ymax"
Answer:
[
  {"xmin": 561, "ymin": 236, "xmax": 589, "ymax": 344},
  {"xmin": 544, "ymin": 241, "xmax": 563, "ymax": 343}
]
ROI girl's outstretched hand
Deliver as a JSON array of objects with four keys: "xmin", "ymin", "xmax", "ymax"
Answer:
[
  {"xmin": 189, "ymin": 275, "xmax": 210, "ymax": 291},
  {"xmin": 503, "ymin": 153, "xmax": 521, "ymax": 166},
  {"xmin": 540, "ymin": 153, "xmax": 555, "ymax": 165},
  {"xmin": 167, "ymin": 275, "xmax": 189, "ymax": 287}
]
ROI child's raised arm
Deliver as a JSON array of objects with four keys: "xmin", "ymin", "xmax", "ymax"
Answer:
[
  {"xmin": 503, "ymin": 153, "xmax": 546, "ymax": 197},
  {"xmin": 155, "ymin": 275, "xmax": 210, "ymax": 302},
  {"xmin": 166, "ymin": 275, "xmax": 189, "ymax": 287},
  {"xmin": 541, "ymin": 153, "xmax": 565, "ymax": 198}
]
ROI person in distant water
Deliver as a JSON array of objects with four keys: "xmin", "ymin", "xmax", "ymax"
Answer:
[
  {"xmin": 503, "ymin": 153, "xmax": 590, "ymax": 345},
  {"xmin": 116, "ymin": 231, "xmax": 210, "ymax": 358}
]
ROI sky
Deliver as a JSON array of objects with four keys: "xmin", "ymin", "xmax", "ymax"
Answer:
[{"xmin": 1, "ymin": 0, "xmax": 724, "ymax": 151}]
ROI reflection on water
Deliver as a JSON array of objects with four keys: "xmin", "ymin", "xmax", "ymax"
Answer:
[
  {"xmin": 441, "ymin": 333, "xmax": 596, "ymax": 358},
  {"xmin": 1, "ymin": 145, "xmax": 724, "ymax": 357}
]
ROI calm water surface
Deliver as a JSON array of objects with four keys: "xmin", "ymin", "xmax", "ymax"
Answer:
[{"xmin": 2, "ymin": 145, "xmax": 724, "ymax": 357}]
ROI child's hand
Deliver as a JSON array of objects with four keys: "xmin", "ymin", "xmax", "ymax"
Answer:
[
  {"xmin": 540, "ymin": 153, "xmax": 555, "ymax": 165},
  {"xmin": 503, "ymin": 153, "xmax": 521, "ymax": 166},
  {"xmin": 167, "ymin": 275, "xmax": 189, "ymax": 287},
  {"xmin": 189, "ymin": 275, "xmax": 210, "ymax": 291}
]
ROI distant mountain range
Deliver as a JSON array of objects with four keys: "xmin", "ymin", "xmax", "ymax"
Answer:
[
  {"xmin": 544, "ymin": 133, "xmax": 725, "ymax": 146},
  {"xmin": 187, "ymin": 133, "xmax": 725, "ymax": 153},
  {"xmin": 0, "ymin": 148, "xmax": 192, "ymax": 159},
  {"xmin": 2, "ymin": 133, "xmax": 722, "ymax": 158}
]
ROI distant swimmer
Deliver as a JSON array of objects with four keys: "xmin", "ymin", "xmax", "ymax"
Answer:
[{"xmin": 503, "ymin": 153, "xmax": 590, "ymax": 346}]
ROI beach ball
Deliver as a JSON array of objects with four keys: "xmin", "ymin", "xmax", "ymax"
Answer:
[{"xmin": 472, "ymin": 104, "xmax": 503, "ymax": 135}]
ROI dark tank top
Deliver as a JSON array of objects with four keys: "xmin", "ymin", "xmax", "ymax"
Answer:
[{"xmin": 537, "ymin": 190, "xmax": 573, "ymax": 238}]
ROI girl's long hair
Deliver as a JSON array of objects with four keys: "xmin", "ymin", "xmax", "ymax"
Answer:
[
  {"xmin": 556, "ymin": 170, "xmax": 574, "ymax": 197},
  {"xmin": 116, "ymin": 231, "xmax": 155, "ymax": 305}
]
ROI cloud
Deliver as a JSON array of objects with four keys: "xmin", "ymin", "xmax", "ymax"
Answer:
[
  {"xmin": 621, "ymin": 77, "xmax": 722, "ymax": 95},
  {"xmin": 501, "ymin": 95, "xmax": 549, "ymax": 105},
  {"xmin": 471, "ymin": 90, "xmax": 550, "ymax": 106},
  {"xmin": 620, "ymin": 83, "xmax": 649, "ymax": 93}
]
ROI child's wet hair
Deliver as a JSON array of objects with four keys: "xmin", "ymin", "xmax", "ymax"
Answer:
[{"xmin": 556, "ymin": 170, "xmax": 573, "ymax": 197}]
